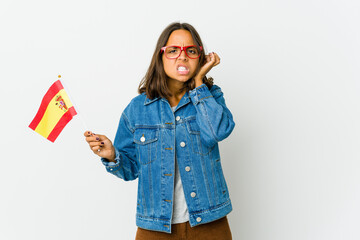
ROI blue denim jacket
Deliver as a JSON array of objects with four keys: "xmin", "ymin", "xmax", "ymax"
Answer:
[{"xmin": 101, "ymin": 83, "xmax": 235, "ymax": 233}]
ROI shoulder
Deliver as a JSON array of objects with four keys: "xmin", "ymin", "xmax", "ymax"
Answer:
[
  {"xmin": 209, "ymin": 84, "xmax": 224, "ymax": 98},
  {"xmin": 131, "ymin": 92, "xmax": 147, "ymax": 105},
  {"xmin": 209, "ymin": 84, "xmax": 221, "ymax": 92},
  {"xmin": 123, "ymin": 93, "xmax": 146, "ymax": 113},
  {"xmin": 120, "ymin": 93, "xmax": 146, "ymax": 130}
]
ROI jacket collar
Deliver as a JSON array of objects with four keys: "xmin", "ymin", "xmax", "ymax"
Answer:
[
  {"xmin": 144, "ymin": 94, "xmax": 160, "ymax": 105},
  {"xmin": 142, "ymin": 92, "xmax": 162, "ymax": 105},
  {"xmin": 144, "ymin": 91, "xmax": 191, "ymax": 109}
]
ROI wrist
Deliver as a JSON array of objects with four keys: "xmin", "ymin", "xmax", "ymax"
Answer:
[
  {"xmin": 194, "ymin": 76, "xmax": 204, "ymax": 88},
  {"xmin": 108, "ymin": 146, "xmax": 116, "ymax": 162}
]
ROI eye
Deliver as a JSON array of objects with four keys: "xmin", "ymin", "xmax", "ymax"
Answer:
[
  {"xmin": 166, "ymin": 47, "xmax": 179, "ymax": 54},
  {"xmin": 187, "ymin": 47, "xmax": 198, "ymax": 54}
]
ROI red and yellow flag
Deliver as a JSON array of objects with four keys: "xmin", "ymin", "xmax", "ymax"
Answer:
[{"xmin": 29, "ymin": 80, "xmax": 77, "ymax": 142}]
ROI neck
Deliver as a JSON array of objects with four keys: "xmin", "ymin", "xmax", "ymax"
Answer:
[
  {"xmin": 166, "ymin": 79, "xmax": 187, "ymax": 107},
  {"xmin": 167, "ymin": 79, "xmax": 186, "ymax": 97}
]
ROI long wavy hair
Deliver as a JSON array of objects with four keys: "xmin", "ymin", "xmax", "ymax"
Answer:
[{"xmin": 138, "ymin": 22, "xmax": 214, "ymax": 100}]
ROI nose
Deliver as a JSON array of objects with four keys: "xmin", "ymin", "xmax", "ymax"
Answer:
[{"xmin": 177, "ymin": 49, "xmax": 188, "ymax": 60}]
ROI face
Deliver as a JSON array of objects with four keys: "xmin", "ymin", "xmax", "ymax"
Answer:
[{"xmin": 162, "ymin": 29, "xmax": 200, "ymax": 84}]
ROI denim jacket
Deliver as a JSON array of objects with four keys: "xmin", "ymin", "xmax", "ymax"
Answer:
[{"xmin": 101, "ymin": 83, "xmax": 235, "ymax": 233}]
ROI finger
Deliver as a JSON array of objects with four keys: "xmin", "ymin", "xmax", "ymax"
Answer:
[
  {"xmin": 84, "ymin": 130, "xmax": 93, "ymax": 137},
  {"xmin": 206, "ymin": 53, "xmax": 217, "ymax": 69},
  {"xmin": 85, "ymin": 135, "xmax": 101, "ymax": 143},
  {"xmin": 87, "ymin": 133, "xmax": 109, "ymax": 142},
  {"xmin": 205, "ymin": 54, "xmax": 211, "ymax": 63},
  {"xmin": 212, "ymin": 52, "xmax": 219, "ymax": 62},
  {"xmin": 209, "ymin": 52, "xmax": 216, "ymax": 63},
  {"xmin": 91, "ymin": 145, "xmax": 101, "ymax": 153},
  {"xmin": 203, "ymin": 53, "xmax": 215, "ymax": 68},
  {"xmin": 92, "ymin": 134, "xmax": 108, "ymax": 141},
  {"xmin": 212, "ymin": 52, "xmax": 221, "ymax": 66},
  {"xmin": 89, "ymin": 141, "xmax": 104, "ymax": 148}
]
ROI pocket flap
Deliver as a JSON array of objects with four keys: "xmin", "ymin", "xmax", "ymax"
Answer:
[
  {"xmin": 134, "ymin": 128, "xmax": 158, "ymax": 145},
  {"xmin": 186, "ymin": 118, "xmax": 200, "ymax": 134}
]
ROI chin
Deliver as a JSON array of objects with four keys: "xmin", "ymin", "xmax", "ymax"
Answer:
[
  {"xmin": 167, "ymin": 73, "xmax": 195, "ymax": 83},
  {"xmin": 170, "ymin": 77, "xmax": 191, "ymax": 83},
  {"xmin": 180, "ymin": 78, "xmax": 193, "ymax": 83},
  {"xmin": 180, "ymin": 74, "xmax": 196, "ymax": 82}
]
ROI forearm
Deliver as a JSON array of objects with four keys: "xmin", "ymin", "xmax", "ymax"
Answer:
[{"xmin": 189, "ymin": 84, "xmax": 235, "ymax": 147}]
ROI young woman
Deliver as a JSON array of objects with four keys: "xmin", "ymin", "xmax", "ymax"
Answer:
[{"xmin": 84, "ymin": 22, "xmax": 235, "ymax": 240}]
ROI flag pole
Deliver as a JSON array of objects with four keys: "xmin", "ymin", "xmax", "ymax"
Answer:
[{"xmin": 58, "ymin": 75, "xmax": 89, "ymax": 132}]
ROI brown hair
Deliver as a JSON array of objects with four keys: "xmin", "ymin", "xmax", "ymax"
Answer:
[{"xmin": 138, "ymin": 22, "xmax": 214, "ymax": 100}]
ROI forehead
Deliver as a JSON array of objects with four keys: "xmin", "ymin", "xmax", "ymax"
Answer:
[{"xmin": 165, "ymin": 29, "xmax": 195, "ymax": 46}]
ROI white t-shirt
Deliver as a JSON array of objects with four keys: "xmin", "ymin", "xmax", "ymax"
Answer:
[{"xmin": 171, "ymin": 105, "xmax": 190, "ymax": 224}]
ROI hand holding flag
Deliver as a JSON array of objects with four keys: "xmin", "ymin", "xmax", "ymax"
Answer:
[{"xmin": 84, "ymin": 131, "xmax": 116, "ymax": 162}]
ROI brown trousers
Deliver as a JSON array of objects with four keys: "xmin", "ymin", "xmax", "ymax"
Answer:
[{"xmin": 135, "ymin": 216, "xmax": 232, "ymax": 240}]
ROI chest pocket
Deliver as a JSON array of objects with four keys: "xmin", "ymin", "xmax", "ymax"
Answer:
[
  {"xmin": 185, "ymin": 117, "xmax": 213, "ymax": 156},
  {"xmin": 134, "ymin": 128, "xmax": 159, "ymax": 165}
]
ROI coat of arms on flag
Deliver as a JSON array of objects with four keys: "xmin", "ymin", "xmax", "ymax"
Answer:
[{"xmin": 29, "ymin": 79, "xmax": 77, "ymax": 142}]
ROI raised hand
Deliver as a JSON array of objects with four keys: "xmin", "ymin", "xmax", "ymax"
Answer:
[{"xmin": 194, "ymin": 52, "xmax": 221, "ymax": 87}]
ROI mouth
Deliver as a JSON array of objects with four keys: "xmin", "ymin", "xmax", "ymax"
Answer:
[{"xmin": 177, "ymin": 65, "xmax": 190, "ymax": 75}]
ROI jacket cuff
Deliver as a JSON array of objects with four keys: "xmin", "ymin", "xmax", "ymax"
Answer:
[
  {"xmin": 101, "ymin": 148, "xmax": 122, "ymax": 173},
  {"xmin": 188, "ymin": 83, "xmax": 213, "ymax": 105}
]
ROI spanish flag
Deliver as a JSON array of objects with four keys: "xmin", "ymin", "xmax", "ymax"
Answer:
[{"xmin": 29, "ymin": 80, "xmax": 77, "ymax": 142}]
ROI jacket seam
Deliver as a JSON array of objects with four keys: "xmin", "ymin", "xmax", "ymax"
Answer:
[
  {"xmin": 210, "ymin": 89, "xmax": 233, "ymax": 141},
  {"xmin": 199, "ymin": 95, "xmax": 213, "ymax": 101},
  {"xmin": 195, "ymin": 84, "xmax": 206, "ymax": 90},
  {"xmin": 190, "ymin": 199, "xmax": 231, "ymax": 215},
  {"xmin": 202, "ymin": 101, "xmax": 220, "ymax": 143},
  {"xmin": 136, "ymin": 214, "xmax": 169, "ymax": 221},
  {"xmin": 122, "ymin": 112, "xmax": 135, "ymax": 133}
]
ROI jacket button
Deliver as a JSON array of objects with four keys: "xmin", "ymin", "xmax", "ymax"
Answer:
[
  {"xmin": 185, "ymin": 166, "xmax": 191, "ymax": 172},
  {"xmin": 176, "ymin": 116, "xmax": 181, "ymax": 121},
  {"xmin": 180, "ymin": 142, "xmax": 186, "ymax": 147},
  {"xmin": 140, "ymin": 136, "xmax": 145, "ymax": 142},
  {"xmin": 191, "ymin": 192, "xmax": 196, "ymax": 198},
  {"xmin": 196, "ymin": 217, "xmax": 202, "ymax": 222}
]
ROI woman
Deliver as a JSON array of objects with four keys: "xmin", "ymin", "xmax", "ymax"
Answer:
[{"xmin": 84, "ymin": 22, "xmax": 235, "ymax": 239}]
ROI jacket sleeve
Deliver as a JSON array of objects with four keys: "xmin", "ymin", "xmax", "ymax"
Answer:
[
  {"xmin": 101, "ymin": 111, "xmax": 139, "ymax": 181},
  {"xmin": 188, "ymin": 83, "xmax": 235, "ymax": 147}
]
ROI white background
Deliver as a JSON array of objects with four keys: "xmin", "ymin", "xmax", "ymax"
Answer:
[{"xmin": 1, "ymin": 0, "xmax": 360, "ymax": 239}]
